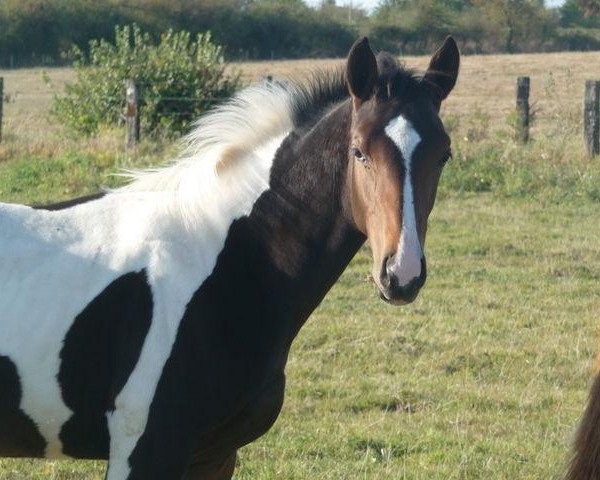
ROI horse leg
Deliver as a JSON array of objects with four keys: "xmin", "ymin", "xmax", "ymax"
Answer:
[{"xmin": 182, "ymin": 451, "xmax": 237, "ymax": 480}]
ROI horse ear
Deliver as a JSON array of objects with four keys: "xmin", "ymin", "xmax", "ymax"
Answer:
[
  {"xmin": 346, "ymin": 37, "xmax": 377, "ymax": 107},
  {"xmin": 424, "ymin": 36, "xmax": 460, "ymax": 104}
]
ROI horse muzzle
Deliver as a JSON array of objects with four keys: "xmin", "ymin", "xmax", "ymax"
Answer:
[{"xmin": 378, "ymin": 255, "xmax": 427, "ymax": 305}]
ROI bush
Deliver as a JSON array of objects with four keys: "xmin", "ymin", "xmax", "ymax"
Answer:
[
  {"xmin": 53, "ymin": 24, "xmax": 240, "ymax": 136},
  {"xmin": 555, "ymin": 27, "xmax": 600, "ymax": 50}
]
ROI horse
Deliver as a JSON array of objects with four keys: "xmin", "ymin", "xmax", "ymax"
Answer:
[{"xmin": 0, "ymin": 36, "xmax": 459, "ymax": 479}]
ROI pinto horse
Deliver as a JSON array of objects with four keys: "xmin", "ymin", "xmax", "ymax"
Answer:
[{"xmin": 0, "ymin": 37, "xmax": 459, "ymax": 479}]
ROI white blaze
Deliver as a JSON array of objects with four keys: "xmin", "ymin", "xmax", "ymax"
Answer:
[{"xmin": 384, "ymin": 116, "xmax": 423, "ymax": 287}]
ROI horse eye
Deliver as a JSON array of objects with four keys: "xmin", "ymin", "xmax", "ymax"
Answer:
[
  {"xmin": 440, "ymin": 150, "xmax": 452, "ymax": 166},
  {"xmin": 351, "ymin": 147, "xmax": 366, "ymax": 163}
]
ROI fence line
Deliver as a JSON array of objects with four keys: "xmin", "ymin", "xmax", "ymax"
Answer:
[
  {"xmin": 1, "ymin": 76, "xmax": 600, "ymax": 155},
  {"xmin": 72, "ymin": 96, "xmax": 226, "ymax": 102}
]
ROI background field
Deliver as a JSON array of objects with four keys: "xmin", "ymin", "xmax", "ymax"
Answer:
[{"xmin": 1, "ymin": 50, "xmax": 600, "ymax": 479}]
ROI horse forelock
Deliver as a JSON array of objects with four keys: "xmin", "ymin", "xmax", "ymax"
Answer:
[{"xmin": 373, "ymin": 52, "xmax": 425, "ymax": 101}]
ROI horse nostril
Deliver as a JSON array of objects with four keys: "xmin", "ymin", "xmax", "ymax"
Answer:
[
  {"xmin": 385, "ymin": 255, "xmax": 402, "ymax": 288},
  {"xmin": 380, "ymin": 254, "xmax": 393, "ymax": 287},
  {"xmin": 385, "ymin": 253, "xmax": 395, "ymax": 272}
]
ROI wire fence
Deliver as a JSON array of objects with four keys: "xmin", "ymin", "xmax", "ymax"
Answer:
[
  {"xmin": 1, "ymin": 75, "xmax": 600, "ymax": 156},
  {"xmin": 0, "ymin": 74, "xmax": 261, "ymax": 144},
  {"xmin": 0, "ymin": 72, "xmax": 280, "ymax": 143}
]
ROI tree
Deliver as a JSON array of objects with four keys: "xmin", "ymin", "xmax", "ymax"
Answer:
[{"xmin": 471, "ymin": 0, "xmax": 554, "ymax": 52}]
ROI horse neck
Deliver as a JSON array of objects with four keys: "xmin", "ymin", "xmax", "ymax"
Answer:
[{"xmin": 251, "ymin": 100, "xmax": 365, "ymax": 341}]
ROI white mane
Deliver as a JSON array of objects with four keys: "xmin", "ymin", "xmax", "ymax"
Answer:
[{"xmin": 121, "ymin": 81, "xmax": 297, "ymax": 194}]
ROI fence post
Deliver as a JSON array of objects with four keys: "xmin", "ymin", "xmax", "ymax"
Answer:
[
  {"xmin": 125, "ymin": 79, "xmax": 140, "ymax": 148},
  {"xmin": 0, "ymin": 77, "xmax": 3, "ymax": 144},
  {"xmin": 516, "ymin": 76, "xmax": 530, "ymax": 143},
  {"xmin": 584, "ymin": 80, "xmax": 600, "ymax": 158}
]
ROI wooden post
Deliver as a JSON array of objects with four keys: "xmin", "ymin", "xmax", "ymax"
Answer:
[
  {"xmin": 584, "ymin": 80, "xmax": 600, "ymax": 158},
  {"xmin": 125, "ymin": 79, "xmax": 140, "ymax": 148},
  {"xmin": 0, "ymin": 77, "xmax": 3, "ymax": 144},
  {"xmin": 516, "ymin": 76, "xmax": 530, "ymax": 143}
]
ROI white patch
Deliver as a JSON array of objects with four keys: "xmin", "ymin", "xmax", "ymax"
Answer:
[
  {"xmin": 0, "ymin": 81, "xmax": 293, "ymax": 476},
  {"xmin": 384, "ymin": 116, "xmax": 423, "ymax": 287}
]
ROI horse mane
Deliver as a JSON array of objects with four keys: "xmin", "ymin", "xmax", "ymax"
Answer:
[
  {"xmin": 121, "ymin": 70, "xmax": 347, "ymax": 194},
  {"xmin": 121, "ymin": 55, "xmax": 423, "ymax": 196}
]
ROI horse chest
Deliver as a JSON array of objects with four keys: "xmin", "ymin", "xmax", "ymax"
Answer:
[{"xmin": 193, "ymin": 372, "xmax": 286, "ymax": 461}]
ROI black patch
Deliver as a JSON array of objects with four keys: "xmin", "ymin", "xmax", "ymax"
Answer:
[
  {"xmin": 58, "ymin": 270, "xmax": 153, "ymax": 459},
  {"xmin": 0, "ymin": 355, "xmax": 47, "ymax": 457},
  {"xmin": 33, "ymin": 192, "xmax": 106, "ymax": 211}
]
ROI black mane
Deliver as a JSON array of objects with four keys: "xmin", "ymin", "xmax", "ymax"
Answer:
[
  {"xmin": 288, "ymin": 68, "xmax": 348, "ymax": 128},
  {"xmin": 286, "ymin": 53, "xmax": 424, "ymax": 130}
]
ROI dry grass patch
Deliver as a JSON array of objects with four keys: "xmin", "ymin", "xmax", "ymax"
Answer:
[{"xmin": 2, "ymin": 50, "xmax": 600, "ymax": 143}]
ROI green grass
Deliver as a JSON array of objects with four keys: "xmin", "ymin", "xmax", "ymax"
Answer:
[
  {"xmin": 0, "ymin": 133, "xmax": 176, "ymax": 205},
  {"xmin": 1, "ymin": 159, "xmax": 598, "ymax": 478}
]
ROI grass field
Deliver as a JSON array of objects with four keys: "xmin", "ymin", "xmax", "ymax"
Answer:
[{"xmin": 1, "ymin": 50, "xmax": 600, "ymax": 479}]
